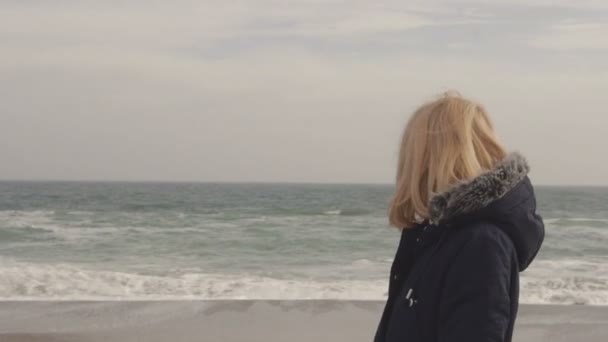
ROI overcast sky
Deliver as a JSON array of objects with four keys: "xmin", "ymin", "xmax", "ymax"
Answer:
[{"xmin": 1, "ymin": 0, "xmax": 607, "ymax": 185}]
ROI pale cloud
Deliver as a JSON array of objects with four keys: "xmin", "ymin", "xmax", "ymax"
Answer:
[
  {"xmin": 529, "ymin": 21, "xmax": 608, "ymax": 50},
  {"xmin": 466, "ymin": 0, "xmax": 608, "ymax": 9},
  {"xmin": 280, "ymin": 11, "xmax": 434, "ymax": 36},
  {"xmin": 1, "ymin": 0, "xmax": 608, "ymax": 184},
  {"xmin": 1, "ymin": 1, "xmax": 435, "ymax": 46}
]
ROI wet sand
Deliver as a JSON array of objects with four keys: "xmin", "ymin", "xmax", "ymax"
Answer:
[{"xmin": 0, "ymin": 301, "xmax": 607, "ymax": 342}]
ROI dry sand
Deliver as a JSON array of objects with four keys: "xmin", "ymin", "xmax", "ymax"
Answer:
[{"xmin": 0, "ymin": 301, "xmax": 606, "ymax": 342}]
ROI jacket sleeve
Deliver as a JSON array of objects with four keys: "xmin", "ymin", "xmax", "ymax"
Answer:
[{"xmin": 437, "ymin": 227, "xmax": 514, "ymax": 342}]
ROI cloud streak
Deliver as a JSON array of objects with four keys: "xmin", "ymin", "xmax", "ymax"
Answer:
[
  {"xmin": 1, "ymin": 0, "xmax": 608, "ymax": 184},
  {"xmin": 529, "ymin": 21, "xmax": 608, "ymax": 50}
]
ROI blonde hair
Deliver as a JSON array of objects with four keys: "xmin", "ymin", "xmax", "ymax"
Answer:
[{"xmin": 389, "ymin": 92, "xmax": 506, "ymax": 229}]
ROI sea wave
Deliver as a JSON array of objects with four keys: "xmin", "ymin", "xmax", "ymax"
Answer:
[
  {"xmin": 520, "ymin": 276, "xmax": 608, "ymax": 305},
  {"xmin": 521, "ymin": 259, "xmax": 608, "ymax": 305},
  {"xmin": 0, "ymin": 260, "xmax": 387, "ymax": 301},
  {"xmin": 322, "ymin": 208, "xmax": 373, "ymax": 216},
  {"xmin": 566, "ymin": 218, "xmax": 608, "ymax": 223},
  {"xmin": 1, "ymin": 260, "xmax": 607, "ymax": 304},
  {"xmin": 544, "ymin": 217, "xmax": 608, "ymax": 228},
  {"xmin": 0, "ymin": 210, "xmax": 57, "ymax": 220}
]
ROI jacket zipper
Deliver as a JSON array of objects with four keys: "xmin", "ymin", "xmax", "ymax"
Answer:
[{"xmin": 401, "ymin": 225, "xmax": 449, "ymax": 307}]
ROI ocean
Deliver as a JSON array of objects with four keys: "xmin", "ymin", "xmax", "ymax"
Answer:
[{"xmin": 0, "ymin": 181, "xmax": 606, "ymax": 305}]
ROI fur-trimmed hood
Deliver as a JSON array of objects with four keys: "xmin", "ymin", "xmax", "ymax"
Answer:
[
  {"xmin": 428, "ymin": 152, "xmax": 544, "ymax": 271},
  {"xmin": 429, "ymin": 152, "xmax": 530, "ymax": 225}
]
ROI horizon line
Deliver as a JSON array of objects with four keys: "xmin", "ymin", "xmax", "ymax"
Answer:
[{"xmin": 0, "ymin": 178, "xmax": 606, "ymax": 188}]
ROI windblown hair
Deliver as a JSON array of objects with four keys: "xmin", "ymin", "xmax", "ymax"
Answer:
[{"xmin": 389, "ymin": 92, "xmax": 506, "ymax": 229}]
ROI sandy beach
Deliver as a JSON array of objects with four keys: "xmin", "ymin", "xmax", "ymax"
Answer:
[{"xmin": 0, "ymin": 301, "xmax": 606, "ymax": 342}]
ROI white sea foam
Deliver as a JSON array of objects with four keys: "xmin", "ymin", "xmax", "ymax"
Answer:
[
  {"xmin": 323, "ymin": 210, "xmax": 342, "ymax": 215},
  {"xmin": 544, "ymin": 217, "xmax": 608, "ymax": 225},
  {"xmin": 520, "ymin": 258, "xmax": 608, "ymax": 305},
  {"xmin": 566, "ymin": 218, "xmax": 608, "ymax": 223},
  {"xmin": 0, "ymin": 210, "xmax": 73, "ymax": 239},
  {"xmin": 520, "ymin": 276, "xmax": 608, "ymax": 305},
  {"xmin": 543, "ymin": 218, "xmax": 561, "ymax": 225},
  {"xmin": 0, "ymin": 260, "xmax": 387, "ymax": 301},
  {"xmin": 0, "ymin": 210, "xmax": 199, "ymax": 240},
  {"xmin": 1, "ymin": 259, "xmax": 607, "ymax": 304},
  {"xmin": 351, "ymin": 259, "xmax": 375, "ymax": 267},
  {"xmin": 0, "ymin": 210, "xmax": 56, "ymax": 223},
  {"xmin": 0, "ymin": 210, "xmax": 109, "ymax": 241}
]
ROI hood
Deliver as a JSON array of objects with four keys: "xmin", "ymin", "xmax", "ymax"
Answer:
[{"xmin": 428, "ymin": 152, "xmax": 545, "ymax": 271}]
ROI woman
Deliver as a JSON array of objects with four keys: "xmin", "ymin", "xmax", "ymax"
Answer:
[{"xmin": 375, "ymin": 93, "xmax": 545, "ymax": 342}]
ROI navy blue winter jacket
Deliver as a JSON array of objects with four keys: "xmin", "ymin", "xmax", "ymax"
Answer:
[{"xmin": 375, "ymin": 152, "xmax": 545, "ymax": 342}]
